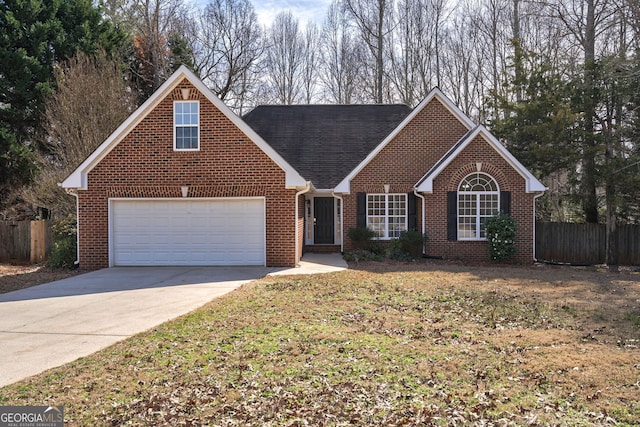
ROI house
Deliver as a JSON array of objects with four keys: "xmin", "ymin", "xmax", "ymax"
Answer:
[{"xmin": 62, "ymin": 66, "xmax": 546, "ymax": 269}]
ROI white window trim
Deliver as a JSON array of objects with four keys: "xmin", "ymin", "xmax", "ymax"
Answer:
[
  {"xmin": 457, "ymin": 173, "xmax": 499, "ymax": 241},
  {"xmin": 366, "ymin": 193, "xmax": 408, "ymax": 240},
  {"xmin": 173, "ymin": 100, "xmax": 200, "ymax": 151}
]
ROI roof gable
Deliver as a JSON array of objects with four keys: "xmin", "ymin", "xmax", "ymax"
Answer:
[
  {"xmin": 333, "ymin": 88, "xmax": 475, "ymax": 193},
  {"xmin": 414, "ymin": 125, "xmax": 547, "ymax": 193},
  {"xmin": 243, "ymin": 104, "xmax": 412, "ymax": 189},
  {"xmin": 62, "ymin": 66, "xmax": 306, "ymax": 190}
]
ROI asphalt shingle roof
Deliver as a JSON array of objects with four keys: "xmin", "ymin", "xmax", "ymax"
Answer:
[{"xmin": 242, "ymin": 104, "xmax": 413, "ymax": 189}]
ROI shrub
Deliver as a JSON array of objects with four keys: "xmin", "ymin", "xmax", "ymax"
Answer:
[
  {"xmin": 347, "ymin": 227, "xmax": 377, "ymax": 251},
  {"xmin": 387, "ymin": 230, "xmax": 426, "ymax": 260},
  {"xmin": 485, "ymin": 213, "xmax": 517, "ymax": 262},
  {"xmin": 342, "ymin": 249, "xmax": 384, "ymax": 263},
  {"xmin": 398, "ymin": 230, "xmax": 426, "ymax": 258},
  {"xmin": 47, "ymin": 215, "xmax": 78, "ymax": 269}
]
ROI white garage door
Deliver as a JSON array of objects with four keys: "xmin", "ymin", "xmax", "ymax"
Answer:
[{"xmin": 110, "ymin": 198, "xmax": 265, "ymax": 266}]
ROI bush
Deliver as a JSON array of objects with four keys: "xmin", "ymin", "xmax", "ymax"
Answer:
[
  {"xmin": 485, "ymin": 213, "xmax": 517, "ymax": 262},
  {"xmin": 342, "ymin": 249, "xmax": 384, "ymax": 263},
  {"xmin": 398, "ymin": 230, "xmax": 426, "ymax": 258},
  {"xmin": 387, "ymin": 230, "xmax": 426, "ymax": 260},
  {"xmin": 347, "ymin": 227, "xmax": 377, "ymax": 251},
  {"xmin": 47, "ymin": 215, "xmax": 77, "ymax": 269}
]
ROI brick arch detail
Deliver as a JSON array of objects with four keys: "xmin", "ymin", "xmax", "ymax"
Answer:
[
  {"xmin": 446, "ymin": 163, "xmax": 508, "ymax": 191},
  {"xmin": 171, "ymin": 81, "xmax": 202, "ymax": 101}
]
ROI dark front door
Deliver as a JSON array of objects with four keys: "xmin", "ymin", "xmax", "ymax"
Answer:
[{"xmin": 314, "ymin": 197, "xmax": 334, "ymax": 244}]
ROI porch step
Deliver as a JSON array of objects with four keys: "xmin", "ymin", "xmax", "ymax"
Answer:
[{"xmin": 304, "ymin": 245, "xmax": 341, "ymax": 254}]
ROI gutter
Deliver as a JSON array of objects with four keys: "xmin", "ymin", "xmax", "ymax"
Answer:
[
  {"xmin": 61, "ymin": 185, "xmax": 81, "ymax": 266},
  {"xmin": 413, "ymin": 189, "xmax": 426, "ymax": 255},
  {"xmin": 295, "ymin": 182, "xmax": 312, "ymax": 266},
  {"xmin": 532, "ymin": 191, "xmax": 546, "ymax": 262}
]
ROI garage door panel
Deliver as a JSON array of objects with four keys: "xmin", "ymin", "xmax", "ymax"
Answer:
[{"xmin": 111, "ymin": 199, "xmax": 265, "ymax": 266}]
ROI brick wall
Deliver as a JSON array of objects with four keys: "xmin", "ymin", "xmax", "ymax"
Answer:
[
  {"xmin": 77, "ymin": 79, "xmax": 297, "ymax": 269},
  {"xmin": 343, "ymin": 97, "xmax": 536, "ymax": 263},
  {"xmin": 425, "ymin": 136, "xmax": 535, "ymax": 263}
]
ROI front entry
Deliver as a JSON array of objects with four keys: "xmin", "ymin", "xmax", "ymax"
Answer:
[{"xmin": 314, "ymin": 197, "xmax": 334, "ymax": 244}]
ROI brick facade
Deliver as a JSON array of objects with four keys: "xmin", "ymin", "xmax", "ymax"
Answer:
[
  {"xmin": 76, "ymin": 79, "xmax": 298, "ymax": 269},
  {"xmin": 71, "ymin": 68, "xmax": 540, "ymax": 269},
  {"xmin": 343, "ymin": 97, "xmax": 537, "ymax": 263}
]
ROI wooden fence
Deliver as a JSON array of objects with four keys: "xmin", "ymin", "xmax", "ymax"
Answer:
[
  {"xmin": 0, "ymin": 221, "xmax": 53, "ymax": 264},
  {"xmin": 536, "ymin": 222, "xmax": 640, "ymax": 265}
]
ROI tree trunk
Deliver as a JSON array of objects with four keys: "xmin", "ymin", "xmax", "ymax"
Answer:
[
  {"xmin": 582, "ymin": 0, "xmax": 599, "ymax": 223},
  {"xmin": 376, "ymin": 1, "xmax": 384, "ymax": 103},
  {"xmin": 605, "ymin": 148, "xmax": 619, "ymax": 272},
  {"xmin": 512, "ymin": 0, "xmax": 523, "ymax": 102}
]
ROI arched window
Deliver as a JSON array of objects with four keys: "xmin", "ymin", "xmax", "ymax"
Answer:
[{"xmin": 458, "ymin": 173, "xmax": 499, "ymax": 240}]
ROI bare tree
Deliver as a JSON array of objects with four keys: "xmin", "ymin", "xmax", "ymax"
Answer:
[
  {"xmin": 24, "ymin": 52, "xmax": 137, "ymax": 217},
  {"xmin": 194, "ymin": 0, "xmax": 263, "ymax": 110},
  {"xmin": 319, "ymin": 1, "xmax": 364, "ymax": 103},
  {"xmin": 263, "ymin": 11, "xmax": 306, "ymax": 104},
  {"xmin": 389, "ymin": 0, "xmax": 452, "ymax": 106},
  {"xmin": 626, "ymin": 0, "xmax": 640, "ymax": 42},
  {"xmin": 301, "ymin": 23, "xmax": 320, "ymax": 103},
  {"xmin": 389, "ymin": 0, "xmax": 423, "ymax": 106},
  {"xmin": 344, "ymin": 0, "xmax": 394, "ymax": 103},
  {"xmin": 474, "ymin": 0, "xmax": 512, "ymax": 110},
  {"xmin": 441, "ymin": 5, "xmax": 488, "ymax": 118},
  {"xmin": 129, "ymin": 0, "xmax": 189, "ymax": 98}
]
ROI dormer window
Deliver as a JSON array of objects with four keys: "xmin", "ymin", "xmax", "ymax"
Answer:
[{"xmin": 174, "ymin": 101, "xmax": 199, "ymax": 150}]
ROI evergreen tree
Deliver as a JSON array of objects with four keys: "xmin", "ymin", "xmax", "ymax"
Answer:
[
  {"xmin": 0, "ymin": 0, "xmax": 125, "ymax": 197},
  {"xmin": 490, "ymin": 50, "xmax": 579, "ymax": 179}
]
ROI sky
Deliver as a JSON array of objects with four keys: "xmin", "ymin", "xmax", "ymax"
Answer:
[{"xmin": 251, "ymin": 0, "xmax": 333, "ymax": 27}]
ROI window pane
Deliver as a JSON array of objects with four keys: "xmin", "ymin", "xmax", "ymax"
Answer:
[
  {"xmin": 366, "ymin": 194, "xmax": 406, "ymax": 239},
  {"xmin": 176, "ymin": 126, "xmax": 198, "ymax": 149},
  {"xmin": 459, "ymin": 216, "xmax": 477, "ymax": 238},
  {"xmin": 458, "ymin": 174, "xmax": 498, "ymax": 240},
  {"xmin": 175, "ymin": 102, "xmax": 199, "ymax": 150},
  {"xmin": 389, "ymin": 216, "xmax": 406, "ymax": 238},
  {"xmin": 459, "ymin": 173, "xmax": 498, "ymax": 192},
  {"xmin": 367, "ymin": 195, "xmax": 385, "ymax": 216},
  {"xmin": 368, "ymin": 217, "xmax": 385, "ymax": 237}
]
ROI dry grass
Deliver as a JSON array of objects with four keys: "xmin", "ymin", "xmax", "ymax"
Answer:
[
  {"xmin": 0, "ymin": 261, "xmax": 639, "ymax": 426},
  {"xmin": 0, "ymin": 264, "xmax": 79, "ymax": 294}
]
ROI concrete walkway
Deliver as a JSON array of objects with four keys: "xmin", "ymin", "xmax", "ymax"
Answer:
[
  {"xmin": 0, "ymin": 254, "xmax": 346, "ymax": 387},
  {"xmin": 270, "ymin": 252, "xmax": 347, "ymax": 276}
]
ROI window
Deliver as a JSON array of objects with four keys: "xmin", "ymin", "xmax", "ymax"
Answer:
[
  {"xmin": 367, "ymin": 194, "xmax": 407, "ymax": 239},
  {"xmin": 174, "ymin": 101, "xmax": 199, "ymax": 150},
  {"xmin": 458, "ymin": 173, "xmax": 499, "ymax": 240}
]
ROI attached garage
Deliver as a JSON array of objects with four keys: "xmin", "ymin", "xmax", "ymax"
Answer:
[{"xmin": 109, "ymin": 198, "xmax": 265, "ymax": 266}]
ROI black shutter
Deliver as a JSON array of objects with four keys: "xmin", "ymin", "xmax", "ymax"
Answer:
[
  {"xmin": 407, "ymin": 192, "xmax": 417, "ymax": 231},
  {"xmin": 447, "ymin": 191, "xmax": 457, "ymax": 241},
  {"xmin": 357, "ymin": 192, "xmax": 367, "ymax": 228},
  {"xmin": 500, "ymin": 191, "xmax": 511, "ymax": 215}
]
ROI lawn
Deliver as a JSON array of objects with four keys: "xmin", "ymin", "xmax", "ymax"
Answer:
[{"xmin": 1, "ymin": 262, "xmax": 639, "ymax": 426}]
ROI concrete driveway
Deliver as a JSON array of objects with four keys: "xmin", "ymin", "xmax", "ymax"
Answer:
[
  {"xmin": 0, "ymin": 266, "xmax": 271, "ymax": 387},
  {"xmin": 0, "ymin": 254, "xmax": 347, "ymax": 387}
]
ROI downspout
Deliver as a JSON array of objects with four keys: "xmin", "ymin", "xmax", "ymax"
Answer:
[
  {"xmin": 533, "ymin": 191, "xmax": 545, "ymax": 262},
  {"xmin": 295, "ymin": 182, "xmax": 311, "ymax": 267},
  {"xmin": 332, "ymin": 191, "xmax": 344, "ymax": 253},
  {"xmin": 413, "ymin": 189, "xmax": 426, "ymax": 255},
  {"xmin": 63, "ymin": 187, "xmax": 81, "ymax": 266}
]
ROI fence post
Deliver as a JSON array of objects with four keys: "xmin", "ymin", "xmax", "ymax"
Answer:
[{"xmin": 30, "ymin": 220, "xmax": 51, "ymax": 264}]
